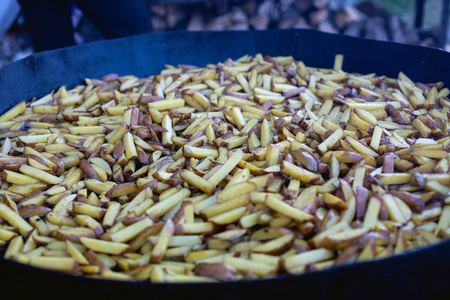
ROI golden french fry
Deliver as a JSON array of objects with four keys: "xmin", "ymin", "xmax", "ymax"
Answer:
[
  {"xmin": 0, "ymin": 101, "xmax": 26, "ymax": 122},
  {"xmin": 217, "ymin": 181, "xmax": 257, "ymax": 203},
  {"xmin": 207, "ymin": 149, "xmax": 245, "ymax": 185},
  {"xmin": 26, "ymin": 256, "xmax": 78, "ymax": 274},
  {"xmin": 266, "ymin": 195, "xmax": 313, "ymax": 223},
  {"xmin": 0, "ymin": 203, "xmax": 34, "ymax": 237},
  {"xmin": 80, "ymin": 237, "xmax": 128, "ymax": 255},
  {"xmin": 150, "ymin": 219, "xmax": 175, "ymax": 263},
  {"xmin": 110, "ymin": 218, "xmax": 153, "ymax": 243},
  {"xmin": 281, "ymin": 161, "xmax": 320, "ymax": 183},
  {"xmin": 146, "ymin": 188, "xmax": 191, "ymax": 217},
  {"xmin": 180, "ymin": 170, "xmax": 216, "ymax": 194},
  {"xmin": 19, "ymin": 165, "xmax": 62, "ymax": 184},
  {"xmin": 284, "ymin": 248, "xmax": 334, "ymax": 269}
]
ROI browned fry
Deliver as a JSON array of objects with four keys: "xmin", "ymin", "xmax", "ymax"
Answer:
[
  {"xmin": 194, "ymin": 263, "xmax": 235, "ymax": 281},
  {"xmin": 79, "ymin": 159, "xmax": 100, "ymax": 180},
  {"xmin": 355, "ymin": 186, "xmax": 369, "ymax": 220},
  {"xmin": 19, "ymin": 204, "xmax": 51, "ymax": 217},
  {"xmin": 291, "ymin": 150, "xmax": 318, "ymax": 172},
  {"xmin": 382, "ymin": 153, "xmax": 395, "ymax": 174},
  {"xmin": 388, "ymin": 191, "xmax": 426, "ymax": 208},
  {"xmin": 113, "ymin": 140, "xmax": 124, "ymax": 160},
  {"xmin": 105, "ymin": 182, "xmax": 138, "ymax": 199},
  {"xmin": 83, "ymin": 250, "xmax": 110, "ymax": 273}
]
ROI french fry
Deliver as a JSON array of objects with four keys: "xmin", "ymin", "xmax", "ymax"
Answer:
[
  {"xmin": 284, "ymin": 248, "xmax": 334, "ymax": 269},
  {"xmin": 207, "ymin": 149, "xmax": 245, "ymax": 185},
  {"xmin": 110, "ymin": 218, "xmax": 153, "ymax": 243},
  {"xmin": 150, "ymin": 219, "xmax": 175, "ymax": 263},
  {"xmin": 180, "ymin": 170, "xmax": 216, "ymax": 194},
  {"xmin": 217, "ymin": 181, "xmax": 257, "ymax": 203},
  {"xmin": 266, "ymin": 195, "xmax": 314, "ymax": 223},
  {"xmin": 0, "ymin": 203, "xmax": 33, "ymax": 237},
  {"xmin": 317, "ymin": 128, "xmax": 344, "ymax": 154},
  {"xmin": 4, "ymin": 236, "xmax": 23, "ymax": 259},
  {"xmin": 19, "ymin": 165, "xmax": 62, "ymax": 184},
  {"xmin": 0, "ymin": 101, "xmax": 26, "ymax": 122},
  {"xmin": 224, "ymin": 256, "xmax": 277, "ymax": 277},
  {"xmin": 26, "ymin": 256, "xmax": 78, "ymax": 274},
  {"xmin": 202, "ymin": 195, "xmax": 249, "ymax": 218},
  {"xmin": 1, "ymin": 54, "xmax": 450, "ymax": 282},
  {"xmin": 80, "ymin": 237, "xmax": 128, "ymax": 255},
  {"xmin": 66, "ymin": 240, "xmax": 89, "ymax": 265},
  {"xmin": 320, "ymin": 227, "xmax": 369, "ymax": 249},
  {"xmin": 281, "ymin": 161, "xmax": 320, "ymax": 183},
  {"xmin": 146, "ymin": 188, "xmax": 191, "ymax": 217},
  {"xmin": 251, "ymin": 233, "xmax": 294, "ymax": 255},
  {"xmin": 3, "ymin": 170, "xmax": 40, "ymax": 185}
]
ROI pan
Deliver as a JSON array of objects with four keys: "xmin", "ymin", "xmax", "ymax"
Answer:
[{"xmin": 0, "ymin": 29, "xmax": 449, "ymax": 300}]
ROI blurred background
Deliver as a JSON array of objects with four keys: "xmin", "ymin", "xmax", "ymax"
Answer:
[{"xmin": 0, "ymin": 0, "xmax": 448, "ymax": 68}]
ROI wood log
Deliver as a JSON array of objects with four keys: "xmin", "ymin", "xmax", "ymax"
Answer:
[
  {"xmin": 149, "ymin": 5, "xmax": 165, "ymax": 17},
  {"xmin": 343, "ymin": 22, "xmax": 362, "ymax": 37},
  {"xmin": 363, "ymin": 17, "xmax": 389, "ymax": 41},
  {"xmin": 167, "ymin": 6, "xmax": 186, "ymax": 28},
  {"xmin": 231, "ymin": 8, "xmax": 248, "ymax": 23},
  {"xmin": 293, "ymin": 16, "xmax": 310, "ymax": 29},
  {"xmin": 250, "ymin": 14, "xmax": 270, "ymax": 30},
  {"xmin": 312, "ymin": 0, "xmax": 329, "ymax": 10},
  {"xmin": 388, "ymin": 15, "xmax": 405, "ymax": 43},
  {"xmin": 151, "ymin": 17, "xmax": 167, "ymax": 32},
  {"xmin": 187, "ymin": 10, "xmax": 204, "ymax": 31},
  {"xmin": 229, "ymin": 22, "xmax": 249, "ymax": 31},
  {"xmin": 318, "ymin": 21, "xmax": 338, "ymax": 34},
  {"xmin": 309, "ymin": 9, "xmax": 329, "ymax": 27},
  {"xmin": 334, "ymin": 6, "xmax": 361, "ymax": 29},
  {"xmin": 258, "ymin": 0, "xmax": 275, "ymax": 18},
  {"xmin": 295, "ymin": 0, "xmax": 312, "ymax": 13},
  {"xmin": 205, "ymin": 16, "xmax": 229, "ymax": 31}
]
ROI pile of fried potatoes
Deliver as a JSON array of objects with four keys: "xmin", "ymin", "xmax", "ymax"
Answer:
[{"xmin": 0, "ymin": 53, "xmax": 449, "ymax": 282}]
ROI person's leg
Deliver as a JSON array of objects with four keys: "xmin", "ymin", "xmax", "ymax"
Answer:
[
  {"xmin": 73, "ymin": 0, "xmax": 152, "ymax": 39},
  {"xmin": 18, "ymin": 0, "xmax": 75, "ymax": 52}
]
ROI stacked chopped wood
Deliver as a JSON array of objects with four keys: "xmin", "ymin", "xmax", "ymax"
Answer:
[{"xmin": 148, "ymin": 0, "xmax": 438, "ymax": 47}]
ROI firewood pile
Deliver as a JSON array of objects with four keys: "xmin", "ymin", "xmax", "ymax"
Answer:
[{"xmin": 149, "ymin": 0, "xmax": 438, "ymax": 47}]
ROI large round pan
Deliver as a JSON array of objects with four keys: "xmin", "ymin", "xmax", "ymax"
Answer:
[{"xmin": 0, "ymin": 29, "xmax": 449, "ymax": 300}]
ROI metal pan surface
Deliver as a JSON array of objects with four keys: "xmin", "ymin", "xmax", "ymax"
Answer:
[{"xmin": 0, "ymin": 29, "xmax": 449, "ymax": 300}]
